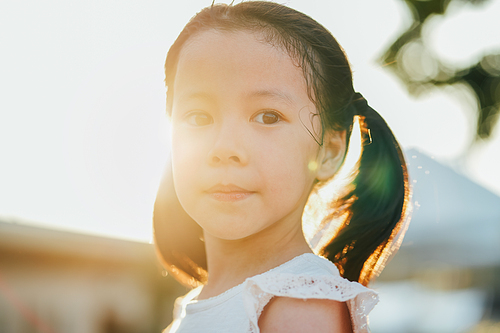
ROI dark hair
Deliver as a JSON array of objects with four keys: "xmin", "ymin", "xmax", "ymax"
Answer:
[{"xmin": 154, "ymin": 1, "xmax": 410, "ymax": 287}]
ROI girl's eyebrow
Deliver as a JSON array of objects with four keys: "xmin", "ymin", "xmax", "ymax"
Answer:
[
  {"xmin": 178, "ymin": 91, "xmax": 214, "ymax": 103},
  {"xmin": 177, "ymin": 89, "xmax": 295, "ymax": 106},
  {"xmin": 246, "ymin": 89, "xmax": 295, "ymax": 106}
]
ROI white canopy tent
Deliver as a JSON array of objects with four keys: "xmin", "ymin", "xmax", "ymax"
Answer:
[{"xmin": 384, "ymin": 148, "xmax": 500, "ymax": 274}]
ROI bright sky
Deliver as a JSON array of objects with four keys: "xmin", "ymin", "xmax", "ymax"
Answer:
[{"xmin": 1, "ymin": 0, "xmax": 499, "ymax": 242}]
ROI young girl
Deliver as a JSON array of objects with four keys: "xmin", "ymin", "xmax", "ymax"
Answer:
[{"xmin": 154, "ymin": 2, "xmax": 410, "ymax": 332}]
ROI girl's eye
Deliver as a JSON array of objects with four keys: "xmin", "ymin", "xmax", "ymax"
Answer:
[
  {"xmin": 185, "ymin": 112, "xmax": 213, "ymax": 126},
  {"xmin": 252, "ymin": 111, "xmax": 281, "ymax": 125}
]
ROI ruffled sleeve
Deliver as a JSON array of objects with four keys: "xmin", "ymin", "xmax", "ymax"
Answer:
[{"xmin": 242, "ymin": 271, "xmax": 378, "ymax": 333}]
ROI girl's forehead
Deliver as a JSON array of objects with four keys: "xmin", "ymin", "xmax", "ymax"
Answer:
[
  {"xmin": 173, "ymin": 29, "xmax": 309, "ymax": 101},
  {"xmin": 179, "ymin": 29, "xmax": 289, "ymax": 63}
]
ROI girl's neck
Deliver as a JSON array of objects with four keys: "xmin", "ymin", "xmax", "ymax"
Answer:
[{"xmin": 198, "ymin": 222, "xmax": 312, "ymax": 300}]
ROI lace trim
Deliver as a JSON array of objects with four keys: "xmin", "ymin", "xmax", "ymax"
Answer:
[
  {"xmin": 242, "ymin": 273, "xmax": 378, "ymax": 333},
  {"xmin": 181, "ymin": 254, "xmax": 309, "ymax": 310}
]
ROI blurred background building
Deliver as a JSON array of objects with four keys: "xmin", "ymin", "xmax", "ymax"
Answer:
[{"xmin": 0, "ymin": 221, "xmax": 186, "ymax": 333}]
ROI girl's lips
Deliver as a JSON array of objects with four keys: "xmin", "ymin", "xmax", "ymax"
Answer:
[
  {"xmin": 206, "ymin": 184, "xmax": 254, "ymax": 202},
  {"xmin": 209, "ymin": 192, "xmax": 253, "ymax": 202}
]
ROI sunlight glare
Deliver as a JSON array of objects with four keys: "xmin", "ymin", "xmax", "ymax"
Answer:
[{"xmin": 303, "ymin": 116, "xmax": 363, "ymax": 252}]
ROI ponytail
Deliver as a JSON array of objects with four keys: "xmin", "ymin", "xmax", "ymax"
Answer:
[{"xmin": 321, "ymin": 93, "xmax": 410, "ymax": 286}]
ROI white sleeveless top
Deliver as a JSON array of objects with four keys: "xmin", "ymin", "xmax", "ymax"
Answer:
[{"xmin": 166, "ymin": 253, "xmax": 378, "ymax": 333}]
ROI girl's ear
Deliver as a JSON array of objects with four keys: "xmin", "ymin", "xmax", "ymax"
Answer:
[{"xmin": 316, "ymin": 130, "xmax": 347, "ymax": 181}]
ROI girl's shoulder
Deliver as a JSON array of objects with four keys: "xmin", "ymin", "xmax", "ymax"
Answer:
[
  {"xmin": 258, "ymin": 296, "xmax": 352, "ymax": 332},
  {"xmin": 242, "ymin": 253, "xmax": 378, "ymax": 333}
]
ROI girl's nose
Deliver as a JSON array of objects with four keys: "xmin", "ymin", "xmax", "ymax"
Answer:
[{"xmin": 207, "ymin": 123, "xmax": 248, "ymax": 166}]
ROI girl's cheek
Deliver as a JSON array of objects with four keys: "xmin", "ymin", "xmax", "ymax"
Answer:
[
  {"xmin": 172, "ymin": 126, "xmax": 201, "ymax": 151},
  {"xmin": 172, "ymin": 141, "xmax": 201, "ymax": 167},
  {"xmin": 171, "ymin": 132, "xmax": 192, "ymax": 168},
  {"xmin": 172, "ymin": 135, "xmax": 210, "ymax": 184}
]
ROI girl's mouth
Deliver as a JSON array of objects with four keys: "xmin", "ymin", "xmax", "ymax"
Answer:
[{"xmin": 206, "ymin": 184, "xmax": 254, "ymax": 202}]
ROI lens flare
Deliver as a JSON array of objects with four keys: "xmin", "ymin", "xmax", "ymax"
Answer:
[{"xmin": 303, "ymin": 116, "xmax": 363, "ymax": 252}]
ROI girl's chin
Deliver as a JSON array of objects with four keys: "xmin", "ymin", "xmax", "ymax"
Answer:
[{"xmin": 200, "ymin": 221, "xmax": 265, "ymax": 241}]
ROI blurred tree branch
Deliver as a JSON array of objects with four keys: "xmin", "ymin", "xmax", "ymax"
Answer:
[{"xmin": 380, "ymin": 0, "xmax": 500, "ymax": 142}]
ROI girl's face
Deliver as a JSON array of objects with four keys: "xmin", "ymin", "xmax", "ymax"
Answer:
[{"xmin": 170, "ymin": 30, "xmax": 323, "ymax": 241}]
